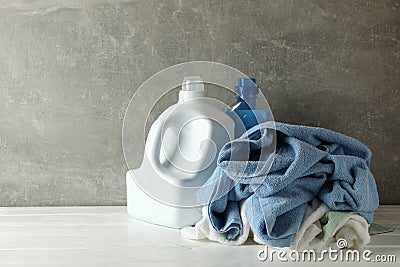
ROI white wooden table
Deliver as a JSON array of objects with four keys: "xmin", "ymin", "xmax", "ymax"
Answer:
[{"xmin": 0, "ymin": 206, "xmax": 399, "ymax": 266}]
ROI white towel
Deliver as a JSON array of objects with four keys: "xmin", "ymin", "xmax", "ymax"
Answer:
[
  {"xmin": 291, "ymin": 199, "xmax": 370, "ymax": 251},
  {"xmin": 182, "ymin": 198, "xmax": 370, "ymax": 250},
  {"xmin": 181, "ymin": 201, "xmax": 250, "ymax": 245},
  {"xmin": 323, "ymin": 213, "xmax": 371, "ymax": 250},
  {"xmin": 291, "ymin": 198, "xmax": 330, "ymax": 251}
]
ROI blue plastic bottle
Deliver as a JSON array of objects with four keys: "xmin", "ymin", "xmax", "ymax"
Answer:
[{"xmin": 231, "ymin": 78, "xmax": 269, "ymax": 137}]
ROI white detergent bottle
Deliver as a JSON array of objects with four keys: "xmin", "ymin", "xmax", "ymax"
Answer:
[{"xmin": 126, "ymin": 77, "xmax": 235, "ymax": 228}]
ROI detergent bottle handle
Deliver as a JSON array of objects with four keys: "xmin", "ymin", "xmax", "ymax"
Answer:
[
  {"xmin": 147, "ymin": 117, "xmax": 164, "ymax": 173},
  {"xmin": 146, "ymin": 116, "xmax": 186, "ymax": 182}
]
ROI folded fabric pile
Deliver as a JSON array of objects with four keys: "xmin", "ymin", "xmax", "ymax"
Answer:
[
  {"xmin": 182, "ymin": 122, "xmax": 383, "ymax": 250},
  {"xmin": 182, "ymin": 199, "xmax": 373, "ymax": 250}
]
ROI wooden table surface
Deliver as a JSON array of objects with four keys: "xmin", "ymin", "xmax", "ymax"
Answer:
[{"xmin": 0, "ymin": 206, "xmax": 399, "ymax": 266}]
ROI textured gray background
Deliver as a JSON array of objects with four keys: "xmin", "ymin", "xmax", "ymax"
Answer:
[{"xmin": 0, "ymin": 0, "xmax": 399, "ymax": 206}]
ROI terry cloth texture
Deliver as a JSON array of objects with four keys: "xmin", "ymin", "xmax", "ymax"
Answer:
[
  {"xmin": 181, "ymin": 200, "xmax": 250, "ymax": 245},
  {"xmin": 197, "ymin": 122, "xmax": 379, "ymax": 247}
]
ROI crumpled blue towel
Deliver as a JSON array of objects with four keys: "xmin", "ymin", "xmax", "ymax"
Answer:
[{"xmin": 197, "ymin": 121, "xmax": 379, "ymax": 247}]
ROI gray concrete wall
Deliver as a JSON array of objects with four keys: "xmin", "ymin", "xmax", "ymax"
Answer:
[{"xmin": 0, "ymin": 0, "xmax": 399, "ymax": 206}]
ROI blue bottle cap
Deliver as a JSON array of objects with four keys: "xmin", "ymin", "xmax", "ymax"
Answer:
[{"xmin": 234, "ymin": 78, "xmax": 259, "ymax": 95}]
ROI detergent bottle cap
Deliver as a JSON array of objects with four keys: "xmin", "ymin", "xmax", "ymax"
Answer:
[
  {"xmin": 234, "ymin": 78, "xmax": 259, "ymax": 96},
  {"xmin": 179, "ymin": 76, "xmax": 205, "ymax": 102},
  {"xmin": 234, "ymin": 78, "xmax": 259, "ymax": 109}
]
